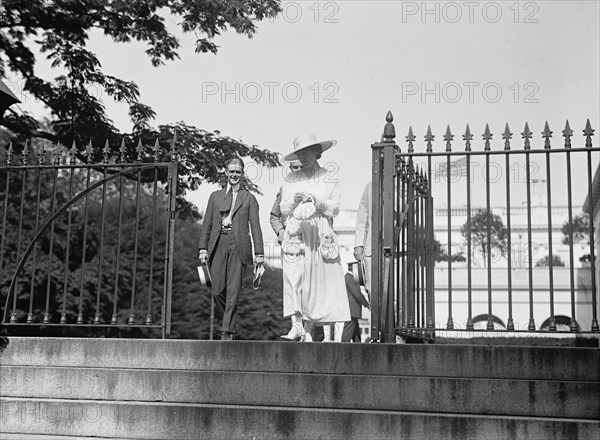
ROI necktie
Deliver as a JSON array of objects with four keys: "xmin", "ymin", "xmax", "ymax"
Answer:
[{"xmin": 221, "ymin": 187, "xmax": 233, "ymax": 213}]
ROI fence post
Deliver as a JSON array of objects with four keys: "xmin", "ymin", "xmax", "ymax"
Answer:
[
  {"xmin": 371, "ymin": 111, "xmax": 397, "ymax": 342},
  {"xmin": 163, "ymin": 134, "xmax": 179, "ymax": 338}
]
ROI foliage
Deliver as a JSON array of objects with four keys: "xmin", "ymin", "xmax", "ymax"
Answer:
[
  {"xmin": 0, "ymin": 0, "xmax": 282, "ymax": 219},
  {"xmin": 460, "ymin": 210, "xmax": 508, "ymax": 266},
  {"xmin": 561, "ymin": 213, "xmax": 590, "ymax": 246},
  {"xmin": 535, "ymin": 255, "xmax": 565, "ymax": 267}
]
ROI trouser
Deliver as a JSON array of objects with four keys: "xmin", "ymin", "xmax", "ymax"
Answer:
[
  {"xmin": 210, "ymin": 230, "xmax": 245, "ymax": 334},
  {"xmin": 341, "ymin": 318, "xmax": 362, "ymax": 342}
]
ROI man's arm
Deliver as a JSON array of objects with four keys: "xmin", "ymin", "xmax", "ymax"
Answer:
[
  {"xmin": 354, "ymin": 183, "xmax": 370, "ymax": 259},
  {"xmin": 199, "ymin": 192, "xmax": 215, "ymax": 252},
  {"xmin": 249, "ymin": 194, "xmax": 265, "ymax": 258}
]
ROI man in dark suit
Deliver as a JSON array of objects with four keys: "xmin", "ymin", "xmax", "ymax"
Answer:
[
  {"xmin": 199, "ymin": 157, "xmax": 264, "ymax": 340},
  {"xmin": 341, "ymin": 262, "xmax": 370, "ymax": 343}
]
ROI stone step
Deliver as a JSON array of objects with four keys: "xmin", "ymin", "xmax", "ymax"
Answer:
[
  {"xmin": 2, "ymin": 365, "xmax": 596, "ymax": 419},
  {"xmin": 1, "ymin": 397, "xmax": 598, "ymax": 440},
  {"xmin": 3, "ymin": 337, "xmax": 598, "ymax": 381}
]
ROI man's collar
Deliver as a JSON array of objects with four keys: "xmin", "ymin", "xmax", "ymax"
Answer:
[{"xmin": 227, "ymin": 183, "xmax": 241, "ymax": 193}]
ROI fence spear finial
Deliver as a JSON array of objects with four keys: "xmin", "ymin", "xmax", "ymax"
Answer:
[
  {"xmin": 583, "ymin": 118, "xmax": 595, "ymax": 148},
  {"xmin": 53, "ymin": 141, "xmax": 62, "ymax": 165},
  {"xmin": 424, "ymin": 125, "xmax": 434, "ymax": 152},
  {"xmin": 22, "ymin": 140, "xmax": 30, "ymax": 165},
  {"xmin": 521, "ymin": 122, "xmax": 532, "ymax": 150},
  {"xmin": 562, "ymin": 120, "xmax": 573, "ymax": 149},
  {"xmin": 153, "ymin": 138, "xmax": 160, "ymax": 162},
  {"xmin": 69, "ymin": 140, "xmax": 77, "ymax": 164},
  {"xmin": 502, "ymin": 123, "xmax": 512, "ymax": 151},
  {"xmin": 542, "ymin": 121, "xmax": 552, "ymax": 149},
  {"xmin": 119, "ymin": 138, "xmax": 126, "ymax": 163},
  {"xmin": 483, "ymin": 124, "xmax": 492, "ymax": 151},
  {"xmin": 136, "ymin": 138, "xmax": 144, "ymax": 162},
  {"xmin": 6, "ymin": 141, "xmax": 13, "ymax": 165},
  {"xmin": 103, "ymin": 139, "xmax": 110, "ymax": 163},
  {"xmin": 444, "ymin": 125, "xmax": 454, "ymax": 152},
  {"xmin": 463, "ymin": 124, "xmax": 473, "ymax": 152},
  {"xmin": 86, "ymin": 140, "xmax": 94, "ymax": 163},
  {"xmin": 406, "ymin": 126, "xmax": 415, "ymax": 152}
]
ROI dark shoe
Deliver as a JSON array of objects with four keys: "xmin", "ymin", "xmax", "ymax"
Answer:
[{"xmin": 220, "ymin": 332, "xmax": 234, "ymax": 341}]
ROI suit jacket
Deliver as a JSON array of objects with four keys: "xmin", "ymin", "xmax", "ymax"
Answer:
[
  {"xmin": 199, "ymin": 187, "xmax": 264, "ymax": 265},
  {"xmin": 354, "ymin": 181, "xmax": 372, "ymax": 256},
  {"xmin": 345, "ymin": 272, "xmax": 369, "ymax": 318}
]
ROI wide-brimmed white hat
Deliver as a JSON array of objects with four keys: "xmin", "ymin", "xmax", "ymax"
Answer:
[{"xmin": 282, "ymin": 133, "xmax": 337, "ymax": 162}]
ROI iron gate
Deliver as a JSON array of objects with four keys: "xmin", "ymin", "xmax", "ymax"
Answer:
[
  {"xmin": 371, "ymin": 111, "xmax": 600, "ymax": 342},
  {"xmin": 0, "ymin": 137, "xmax": 178, "ymax": 337}
]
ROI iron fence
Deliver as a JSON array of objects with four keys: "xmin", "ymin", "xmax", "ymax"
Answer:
[
  {"xmin": 0, "ymin": 137, "xmax": 178, "ymax": 337},
  {"xmin": 371, "ymin": 111, "xmax": 600, "ymax": 342}
]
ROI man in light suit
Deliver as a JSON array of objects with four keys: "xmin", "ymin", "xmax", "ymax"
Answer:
[
  {"xmin": 353, "ymin": 181, "xmax": 372, "ymax": 292},
  {"xmin": 199, "ymin": 157, "xmax": 264, "ymax": 340}
]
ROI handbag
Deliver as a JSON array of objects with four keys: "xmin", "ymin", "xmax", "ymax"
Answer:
[
  {"xmin": 319, "ymin": 232, "xmax": 339, "ymax": 260},
  {"xmin": 293, "ymin": 196, "xmax": 316, "ymax": 220}
]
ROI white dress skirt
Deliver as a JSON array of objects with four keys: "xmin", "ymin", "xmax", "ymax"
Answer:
[{"xmin": 280, "ymin": 166, "xmax": 350, "ymax": 323}]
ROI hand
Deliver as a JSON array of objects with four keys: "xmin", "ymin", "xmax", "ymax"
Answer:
[
  {"xmin": 199, "ymin": 249, "xmax": 208, "ymax": 263},
  {"xmin": 293, "ymin": 192, "xmax": 305, "ymax": 204},
  {"xmin": 255, "ymin": 254, "xmax": 265, "ymax": 265},
  {"xmin": 303, "ymin": 192, "xmax": 316, "ymax": 203},
  {"xmin": 353, "ymin": 246, "xmax": 365, "ymax": 261},
  {"xmin": 278, "ymin": 229, "xmax": 285, "ymax": 244}
]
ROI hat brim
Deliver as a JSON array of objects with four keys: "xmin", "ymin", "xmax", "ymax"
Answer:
[{"xmin": 282, "ymin": 140, "xmax": 337, "ymax": 162}]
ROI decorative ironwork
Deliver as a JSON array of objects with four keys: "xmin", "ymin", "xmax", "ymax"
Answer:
[
  {"xmin": 0, "ymin": 136, "xmax": 179, "ymax": 338},
  {"xmin": 371, "ymin": 113, "xmax": 600, "ymax": 340}
]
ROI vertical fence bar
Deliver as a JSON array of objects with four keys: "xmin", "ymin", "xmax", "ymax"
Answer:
[
  {"xmin": 542, "ymin": 123, "xmax": 556, "ymax": 330},
  {"xmin": 464, "ymin": 126, "xmax": 473, "ymax": 329},
  {"xmin": 483, "ymin": 125, "xmax": 494, "ymax": 330},
  {"xmin": 415, "ymin": 176, "xmax": 421, "ymax": 328},
  {"xmin": 565, "ymin": 137, "xmax": 578, "ymax": 332},
  {"xmin": 27, "ymin": 151, "xmax": 44, "ymax": 323},
  {"xmin": 44, "ymin": 156, "xmax": 59, "ymax": 324},
  {"xmin": 163, "ymin": 138, "xmax": 179, "ymax": 337},
  {"xmin": 583, "ymin": 120, "xmax": 599, "ymax": 332},
  {"xmin": 394, "ymin": 154, "xmax": 401, "ymax": 327},
  {"xmin": 406, "ymin": 158, "xmax": 415, "ymax": 330},
  {"xmin": 77, "ymin": 145, "xmax": 93, "ymax": 324},
  {"xmin": 146, "ymin": 154, "xmax": 159, "ymax": 325},
  {"xmin": 12, "ymin": 144, "xmax": 29, "ymax": 322},
  {"xmin": 0, "ymin": 145, "xmax": 12, "ymax": 296},
  {"xmin": 129, "ymin": 163, "xmax": 142, "ymax": 325},
  {"xmin": 426, "ymin": 143, "xmax": 435, "ymax": 333},
  {"xmin": 419, "ymin": 178, "xmax": 425, "ymax": 328},
  {"xmin": 400, "ymin": 157, "xmax": 406, "ymax": 327},
  {"xmin": 60, "ymin": 143, "xmax": 77, "ymax": 324},
  {"xmin": 112, "ymin": 140, "xmax": 127, "ymax": 325},
  {"xmin": 523, "ymin": 123, "xmax": 536, "ymax": 331},
  {"xmin": 442, "ymin": 126, "xmax": 453, "ymax": 329},
  {"xmin": 503, "ymin": 125, "xmax": 515, "ymax": 331},
  {"xmin": 94, "ymin": 141, "xmax": 110, "ymax": 324}
]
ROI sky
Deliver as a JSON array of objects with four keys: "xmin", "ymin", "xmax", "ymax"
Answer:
[{"xmin": 10, "ymin": 0, "xmax": 600, "ymax": 238}]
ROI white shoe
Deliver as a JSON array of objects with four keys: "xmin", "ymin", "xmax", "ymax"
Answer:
[{"xmin": 280, "ymin": 323, "xmax": 304, "ymax": 341}]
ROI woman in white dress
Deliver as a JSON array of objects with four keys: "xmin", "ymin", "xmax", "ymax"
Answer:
[{"xmin": 279, "ymin": 134, "xmax": 350, "ymax": 341}]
